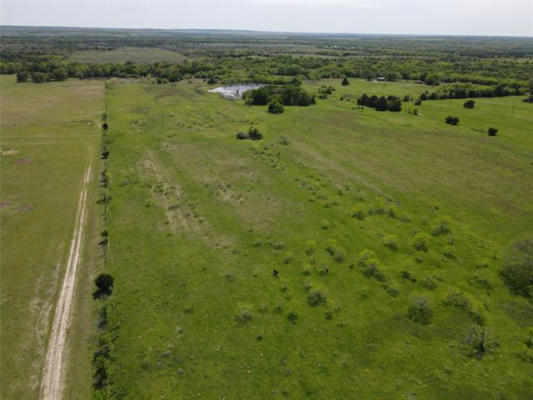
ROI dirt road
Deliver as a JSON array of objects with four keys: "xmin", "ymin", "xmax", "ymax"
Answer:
[{"xmin": 39, "ymin": 162, "xmax": 92, "ymax": 400}]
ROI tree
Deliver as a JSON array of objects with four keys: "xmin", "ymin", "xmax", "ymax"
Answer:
[
  {"xmin": 445, "ymin": 116, "xmax": 459, "ymax": 125},
  {"xmin": 341, "ymin": 77, "xmax": 350, "ymax": 86},
  {"xmin": 488, "ymin": 127, "xmax": 498, "ymax": 136},
  {"xmin": 386, "ymin": 95, "xmax": 402, "ymax": 112},
  {"xmin": 463, "ymin": 99, "xmax": 476, "ymax": 109},
  {"xmin": 31, "ymin": 72, "xmax": 47, "ymax": 83},
  {"xmin": 16, "ymin": 71, "xmax": 30, "ymax": 82},
  {"xmin": 375, "ymin": 96, "xmax": 388, "ymax": 111},
  {"xmin": 52, "ymin": 68, "xmax": 68, "ymax": 81},
  {"xmin": 95, "ymin": 273, "xmax": 114, "ymax": 295},
  {"xmin": 248, "ymin": 127, "xmax": 263, "ymax": 140},
  {"xmin": 268, "ymin": 100, "xmax": 284, "ymax": 114}
]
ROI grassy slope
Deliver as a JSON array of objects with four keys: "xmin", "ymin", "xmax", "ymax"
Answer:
[
  {"xmin": 69, "ymin": 47, "xmax": 186, "ymax": 64},
  {"xmin": 0, "ymin": 76, "xmax": 104, "ymax": 399},
  {"xmin": 105, "ymin": 79, "xmax": 532, "ymax": 399}
]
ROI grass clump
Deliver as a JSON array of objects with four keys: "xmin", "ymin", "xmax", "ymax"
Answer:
[
  {"xmin": 307, "ymin": 285, "xmax": 328, "ymax": 307},
  {"xmin": 500, "ymin": 239, "xmax": 533, "ymax": 298},
  {"xmin": 235, "ymin": 303, "xmax": 253, "ymax": 325},
  {"xmin": 432, "ymin": 217, "xmax": 452, "ymax": 236},
  {"xmin": 351, "ymin": 206, "xmax": 366, "ymax": 220},
  {"xmin": 382, "ymin": 234, "xmax": 399, "ymax": 250},
  {"xmin": 412, "ymin": 233, "xmax": 430, "ymax": 252},
  {"xmin": 305, "ymin": 240, "xmax": 316, "ymax": 255}
]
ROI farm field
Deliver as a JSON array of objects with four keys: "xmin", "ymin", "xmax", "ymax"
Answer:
[
  {"xmin": 100, "ymin": 78, "xmax": 533, "ymax": 399},
  {"xmin": 69, "ymin": 47, "xmax": 186, "ymax": 64},
  {"xmin": 0, "ymin": 76, "xmax": 103, "ymax": 399}
]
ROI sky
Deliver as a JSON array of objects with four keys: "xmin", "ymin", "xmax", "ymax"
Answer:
[{"xmin": 1, "ymin": 0, "xmax": 532, "ymax": 37}]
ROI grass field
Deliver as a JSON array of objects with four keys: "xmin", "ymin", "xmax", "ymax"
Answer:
[
  {"xmin": 0, "ymin": 75, "xmax": 103, "ymax": 399},
  {"xmin": 101, "ymin": 78, "xmax": 533, "ymax": 399},
  {"xmin": 69, "ymin": 47, "xmax": 186, "ymax": 64}
]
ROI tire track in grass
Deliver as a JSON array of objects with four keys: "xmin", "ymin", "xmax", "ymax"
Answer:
[{"xmin": 39, "ymin": 161, "xmax": 92, "ymax": 400}]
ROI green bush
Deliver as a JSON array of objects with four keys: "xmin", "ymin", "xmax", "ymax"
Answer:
[
  {"xmin": 488, "ymin": 127, "xmax": 498, "ymax": 136},
  {"xmin": 268, "ymin": 100, "xmax": 284, "ymax": 114},
  {"xmin": 407, "ymin": 298, "xmax": 433, "ymax": 324}
]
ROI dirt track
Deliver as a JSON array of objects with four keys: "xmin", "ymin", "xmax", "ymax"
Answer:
[{"xmin": 39, "ymin": 162, "xmax": 92, "ymax": 400}]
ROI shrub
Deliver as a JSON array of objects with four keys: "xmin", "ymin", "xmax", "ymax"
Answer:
[
  {"xmin": 401, "ymin": 270, "xmax": 417, "ymax": 282},
  {"xmin": 287, "ymin": 312, "xmax": 298, "ymax": 324},
  {"xmin": 468, "ymin": 325, "xmax": 486, "ymax": 359},
  {"xmin": 333, "ymin": 247, "xmax": 346, "ymax": 263},
  {"xmin": 443, "ymin": 292, "xmax": 472, "ymax": 311},
  {"xmin": 432, "ymin": 217, "xmax": 452, "ymax": 236},
  {"xmin": 420, "ymin": 276, "xmax": 438, "ymax": 289},
  {"xmin": 307, "ymin": 288, "xmax": 327, "ymax": 307},
  {"xmin": 351, "ymin": 206, "xmax": 366, "ymax": 220},
  {"xmin": 362, "ymin": 259, "xmax": 387, "ymax": 282},
  {"xmin": 283, "ymin": 252, "xmax": 293, "ymax": 264},
  {"xmin": 445, "ymin": 116, "xmax": 459, "ymax": 125},
  {"xmin": 488, "ymin": 127, "xmax": 498, "ymax": 136},
  {"xmin": 382, "ymin": 234, "xmax": 399, "ymax": 250},
  {"xmin": 268, "ymin": 100, "xmax": 284, "ymax": 114},
  {"xmin": 278, "ymin": 136, "xmax": 289, "ymax": 145},
  {"xmin": 320, "ymin": 219, "xmax": 331, "ymax": 230},
  {"xmin": 407, "ymin": 298, "xmax": 433, "ymax": 324},
  {"xmin": 442, "ymin": 245, "xmax": 456, "ymax": 259},
  {"xmin": 341, "ymin": 77, "xmax": 350, "ymax": 86},
  {"xmin": 357, "ymin": 249, "xmax": 377, "ymax": 266},
  {"xmin": 500, "ymin": 239, "xmax": 533, "ymax": 298},
  {"xmin": 235, "ymin": 304, "xmax": 253, "ymax": 324},
  {"xmin": 412, "ymin": 233, "xmax": 430, "ymax": 252},
  {"xmin": 236, "ymin": 131, "xmax": 248, "ymax": 140},
  {"xmin": 463, "ymin": 99, "xmax": 476, "ymax": 109},
  {"xmin": 304, "ymin": 240, "xmax": 316, "ymax": 255},
  {"xmin": 94, "ymin": 273, "xmax": 114, "ymax": 295}
]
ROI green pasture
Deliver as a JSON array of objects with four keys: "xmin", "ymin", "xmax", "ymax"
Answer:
[
  {"xmin": 0, "ymin": 75, "xmax": 103, "ymax": 399},
  {"xmin": 101, "ymin": 78, "xmax": 533, "ymax": 399}
]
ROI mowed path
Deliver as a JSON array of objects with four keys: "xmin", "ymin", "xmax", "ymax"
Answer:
[{"xmin": 39, "ymin": 161, "xmax": 92, "ymax": 400}]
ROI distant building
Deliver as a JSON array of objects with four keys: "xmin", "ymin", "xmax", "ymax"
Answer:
[
  {"xmin": 415, "ymin": 80, "xmax": 424, "ymax": 84},
  {"xmin": 377, "ymin": 76, "xmax": 386, "ymax": 81}
]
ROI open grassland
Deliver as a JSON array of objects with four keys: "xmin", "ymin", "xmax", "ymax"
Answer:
[
  {"xmin": 69, "ymin": 47, "xmax": 186, "ymax": 64},
  {"xmin": 102, "ymin": 79, "xmax": 532, "ymax": 399},
  {"xmin": 0, "ymin": 75, "xmax": 103, "ymax": 399}
]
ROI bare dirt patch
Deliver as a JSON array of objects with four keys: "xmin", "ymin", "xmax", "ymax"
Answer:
[
  {"xmin": 14, "ymin": 158, "xmax": 33, "ymax": 165},
  {"xmin": 1, "ymin": 148, "xmax": 19, "ymax": 156}
]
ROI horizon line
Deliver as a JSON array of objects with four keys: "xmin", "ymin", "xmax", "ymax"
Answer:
[{"xmin": 2, "ymin": 24, "xmax": 532, "ymax": 39}]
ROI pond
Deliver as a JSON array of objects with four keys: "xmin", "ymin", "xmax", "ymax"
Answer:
[{"xmin": 208, "ymin": 84, "xmax": 262, "ymax": 99}]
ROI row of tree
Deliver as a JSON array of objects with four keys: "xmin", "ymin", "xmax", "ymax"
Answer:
[
  {"xmin": 243, "ymin": 85, "xmax": 315, "ymax": 107},
  {"xmin": 357, "ymin": 94, "xmax": 402, "ymax": 112}
]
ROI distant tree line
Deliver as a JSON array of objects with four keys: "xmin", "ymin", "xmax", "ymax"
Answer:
[{"xmin": 418, "ymin": 83, "xmax": 526, "ymax": 102}]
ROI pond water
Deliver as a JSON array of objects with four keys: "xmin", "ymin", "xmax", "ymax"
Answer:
[{"xmin": 208, "ymin": 84, "xmax": 262, "ymax": 99}]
